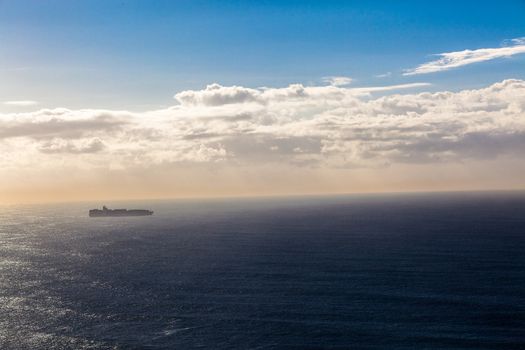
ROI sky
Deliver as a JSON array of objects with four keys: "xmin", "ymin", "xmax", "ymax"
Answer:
[{"xmin": 1, "ymin": 0, "xmax": 525, "ymax": 203}]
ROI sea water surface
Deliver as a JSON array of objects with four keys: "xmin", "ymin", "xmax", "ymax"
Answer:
[{"xmin": 1, "ymin": 192, "xmax": 524, "ymax": 349}]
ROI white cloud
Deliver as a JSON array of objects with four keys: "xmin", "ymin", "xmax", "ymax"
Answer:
[
  {"xmin": 174, "ymin": 82, "xmax": 431, "ymax": 108},
  {"xmin": 404, "ymin": 37, "xmax": 525, "ymax": 75},
  {"xmin": 3, "ymin": 100, "xmax": 38, "ymax": 106},
  {"xmin": 174, "ymin": 83, "xmax": 260, "ymax": 106},
  {"xmin": 322, "ymin": 76, "xmax": 353, "ymax": 86},
  {"xmin": 375, "ymin": 72, "xmax": 392, "ymax": 78},
  {"xmin": 0, "ymin": 79, "xmax": 524, "ymax": 181},
  {"xmin": 348, "ymin": 82, "xmax": 431, "ymax": 94}
]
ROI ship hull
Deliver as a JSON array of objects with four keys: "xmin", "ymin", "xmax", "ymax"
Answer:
[{"xmin": 89, "ymin": 209, "xmax": 153, "ymax": 217}]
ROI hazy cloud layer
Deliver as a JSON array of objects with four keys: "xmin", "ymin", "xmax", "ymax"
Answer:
[
  {"xmin": 404, "ymin": 37, "xmax": 525, "ymax": 75},
  {"xmin": 1, "ymin": 80, "xmax": 524, "ymax": 197},
  {"xmin": 38, "ymin": 138, "xmax": 106, "ymax": 154},
  {"xmin": 3, "ymin": 100, "xmax": 38, "ymax": 106},
  {"xmin": 0, "ymin": 109, "xmax": 128, "ymax": 140}
]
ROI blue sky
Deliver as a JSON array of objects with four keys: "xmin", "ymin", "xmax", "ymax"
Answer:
[{"xmin": 1, "ymin": 0, "xmax": 525, "ymax": 111}]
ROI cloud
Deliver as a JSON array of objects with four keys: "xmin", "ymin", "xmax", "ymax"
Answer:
[
  {"xmin": 38, "ymin": 138, "xmax": 105, "ymax": 154},
  {"xmin": 174, "ymin": 82, "xmax": 430, "ymax": 108},
  {"xmin": 322, "ymin": 76, "xmax": 353, "ymax": 86},
  {"xmin": 349, "ymin": 82, "xmax": 431, "ymax": 94},
  {"xmin": 0, "ymin": 79, "xmax": 524, "ymax": 199},
  {"xmin": 0, "ymin": 109, "xmax": 128, "ymax": 140},
  {"xmin": 404, "ymin": 37, "xmax": 525, "ymax": 75},
  {"xmin": 1, "ymin": 79, "xmax": 525, "ymax": 202},
  {"xmin": 175, "ymin": 83, "xmax": 260, "ymax": 106},
  {"xmin": 375, "ymin": 72, "xmax": 392, "ymax": 78},
  {"xmin": 3, "ymin": 100, "xmax": 38, "ymax": 106}
]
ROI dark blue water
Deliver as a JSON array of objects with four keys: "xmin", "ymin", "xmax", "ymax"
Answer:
[{"xmin": 1, "ymin": 192, "xmax": 524, "ymax": 349}]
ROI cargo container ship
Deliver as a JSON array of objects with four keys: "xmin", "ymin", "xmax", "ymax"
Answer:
[{"xmin": 89, "ymin": 205, "xmax": 153, "ymax": 217}]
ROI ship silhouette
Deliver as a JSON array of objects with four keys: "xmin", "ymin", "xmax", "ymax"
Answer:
[{"xmin": 89, "ymin": 205, "xmax": 153, "ymax": 217}]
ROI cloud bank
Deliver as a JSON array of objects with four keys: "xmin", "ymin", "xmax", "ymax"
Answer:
[
  {"xmin": 404, "ymin": 37, "xmax": 525, "ymax": 75},
  {"xmin": 1, "ymin": 80, "xmax": 524, "ymax": 202}
]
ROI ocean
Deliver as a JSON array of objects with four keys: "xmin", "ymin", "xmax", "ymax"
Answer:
[{"xmin": 1, "ymin": 192, "xmax": 524, "ymax": 349}]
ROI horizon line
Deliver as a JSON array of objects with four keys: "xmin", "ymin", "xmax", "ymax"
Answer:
[{"xmin": 3, "ymin": 187, "xmax": 525, "ymax": 206}]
